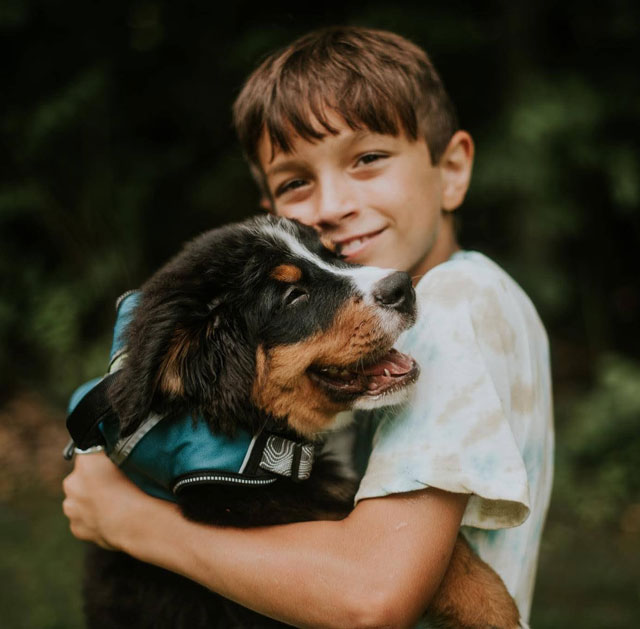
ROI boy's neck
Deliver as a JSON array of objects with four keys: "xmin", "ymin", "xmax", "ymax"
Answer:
[{"xmin": 410, "ymin": 218, "xmax": 460, "ymax": 285}]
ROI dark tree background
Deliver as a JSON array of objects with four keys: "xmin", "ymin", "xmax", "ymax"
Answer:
[{"xmin": 1, "ymin": 1, "xmax": 639, "ymax": 627}]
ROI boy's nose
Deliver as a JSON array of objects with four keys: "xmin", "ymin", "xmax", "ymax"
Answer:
[
  {"xmin": 314, "ymin": 176, "xmax": 359, "ymax": 227},
  {"xmin": 373, "ymin": 272, "xmax": 416, "ymax": 317}
]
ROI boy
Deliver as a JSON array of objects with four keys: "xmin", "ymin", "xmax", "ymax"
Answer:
[{"xmin": 63, "ymin": 26, "xmax": 553, "ymax": 628}]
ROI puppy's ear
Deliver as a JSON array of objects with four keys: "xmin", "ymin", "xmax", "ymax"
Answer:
[
  {"xmin": 108, "ymin": 306, "xmax": 189, "ymax": 436},
  {"xmin": 154, "ymin": 308, "xmax": 225, "ymax": 401},
  {"xmin": 106, "ymin": 289, "xmax": 208, "ymax": 436},
  {"xmin": 166, "ymin": 311, "xmax": 257, "ymax": 434},
  {"xmin": 156, "ymin": 326, "xmax": 195, "ymax": 398},
  {"xmin": 109, "ymin": 295, "xmax": 254, "ymax": 437}
]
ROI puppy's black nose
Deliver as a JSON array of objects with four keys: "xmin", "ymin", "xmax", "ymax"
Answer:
[{"xmin": 373, "ymin": 271, "xmax": 416, "ymax": 316}]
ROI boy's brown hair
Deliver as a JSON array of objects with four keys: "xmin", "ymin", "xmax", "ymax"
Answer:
[{"xmin": 233, "ymin": 26, "xmax": 459, "ymax": 172}]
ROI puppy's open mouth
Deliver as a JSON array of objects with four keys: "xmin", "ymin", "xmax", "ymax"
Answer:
[{"xmin": 307, "ymin": 348, "xmax": 419, "ymax": 399}]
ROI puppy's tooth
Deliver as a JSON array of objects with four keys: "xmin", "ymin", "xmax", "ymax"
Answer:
[{"xmin": 383, "ymin": 368, "xmax": 390, "ymax": 377}]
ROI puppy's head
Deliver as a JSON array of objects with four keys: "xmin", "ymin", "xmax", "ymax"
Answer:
[{"xmin": 110, "ymin": 216, "xmax": 419, "ymax": 439}]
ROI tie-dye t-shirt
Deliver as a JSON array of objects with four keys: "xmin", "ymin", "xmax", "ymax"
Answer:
[{"xmin": 351, "ymin": 250, "xmax": 554, "ymax": 625}]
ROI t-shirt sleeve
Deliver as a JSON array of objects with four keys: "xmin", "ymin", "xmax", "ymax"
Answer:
[{"xmin": 354, "ymin": 261, "xmax": 531, "ymax": 529}]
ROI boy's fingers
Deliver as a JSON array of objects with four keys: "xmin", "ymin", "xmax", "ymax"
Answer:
[{"xmin": 72, "ymin": 450, "xmax": 117, "ymax": 477}]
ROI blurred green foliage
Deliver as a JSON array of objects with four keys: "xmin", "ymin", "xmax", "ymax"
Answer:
[
  {"xmin": 1, "ymin": 0, "xmax": 639, "ymax": 626},
  {"xmin": 555, "ymin": 355, "xmax": 640, "ymax": 530},
  {"xmin": 0, "ymin": 490, "xmax": 84, "ymax": 629}
]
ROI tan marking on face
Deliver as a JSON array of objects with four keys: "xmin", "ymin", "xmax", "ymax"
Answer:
[
  {"xmin": 158, "ymin": 328, "xmax": 194, "ymax": 396},
  {"xmin": 320, "ymin": 235, "xmax": 337, "ymax": 253},
  {"xmin": 270, "ymin": 264, "xmax": 303, "ymax": 283},
  {"xmin": 252, "ymin": 298, "xmax": 390, "ymax": 437}
]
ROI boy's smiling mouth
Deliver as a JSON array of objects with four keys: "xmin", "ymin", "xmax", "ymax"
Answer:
[{"xmin": 334, "ymin": 227, "xmax": 387, "ymax": 260}]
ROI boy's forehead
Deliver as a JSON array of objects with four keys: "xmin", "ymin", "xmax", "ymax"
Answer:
[
  {"xmin": 256, "ymin": 111, "xmax": 343, "ymax": 170},
  {"xmin": 256, "ymin": 127, "xmax": 298, "ymax": 171},
  {"xmin": 256, "ymin": 116, "xmax": 403, "ymax": 174}
]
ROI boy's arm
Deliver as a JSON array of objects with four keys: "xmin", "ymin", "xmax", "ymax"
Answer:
[{"xmin": 63, "ymin": 453, "xmax": 468, "ymax": 629}]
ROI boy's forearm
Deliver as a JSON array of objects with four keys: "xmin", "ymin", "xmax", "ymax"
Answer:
[
  {"xmin": 117, "ymin": 489, "xmax": 467, "ymax": 629},
  {"xmin": 119, "ymin": 496, "xmax": 392, "ymax": 628}
]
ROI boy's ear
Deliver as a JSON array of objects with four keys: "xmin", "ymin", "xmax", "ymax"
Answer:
[{"xmin": 439, "ymin": 131, "xmax": 474, "ymax": 212}]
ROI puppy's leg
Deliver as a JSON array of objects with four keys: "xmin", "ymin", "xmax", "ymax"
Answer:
[{"xmin": 427, "ymin": 535, "xmax": 520, "ymax": 629}]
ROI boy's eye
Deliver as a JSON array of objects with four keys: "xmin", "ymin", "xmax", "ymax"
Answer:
[
  {"xmin": 275, "ymin": 179, "xmax": 307, "ymax": 197},
  {"xmin": 356, "ymin": 153, "xmax": 387, "ymax": 166}
]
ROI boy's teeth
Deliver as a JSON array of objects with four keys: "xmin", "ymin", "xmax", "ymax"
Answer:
[{"xmin": 342, "ymin": 238, "xmax": 365, "ymax": 256}]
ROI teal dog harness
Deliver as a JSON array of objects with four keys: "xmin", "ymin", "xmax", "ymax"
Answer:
[{"xmin": 65, "ymin": 291, "xmax": 316, "ymax": 502}]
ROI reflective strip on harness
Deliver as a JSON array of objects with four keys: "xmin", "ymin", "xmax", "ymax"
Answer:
[{"xmin": 173, "ymin": 473, "xmax": 278, "ymax": 493}]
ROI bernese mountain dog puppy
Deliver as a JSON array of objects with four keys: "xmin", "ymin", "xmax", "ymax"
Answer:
[{"xmin": 78, "ymin": 215, "xmax": 519, "ymax": 629}]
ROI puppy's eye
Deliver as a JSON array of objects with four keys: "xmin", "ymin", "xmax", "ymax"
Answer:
[{"xmin": 283, "ymin": 286, "xmax": 309, "ymax": 307}]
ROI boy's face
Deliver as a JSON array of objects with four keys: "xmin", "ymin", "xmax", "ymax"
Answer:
[{"xmin": 257, "ymin": 115, "xmax": 466, "ymax": 279}]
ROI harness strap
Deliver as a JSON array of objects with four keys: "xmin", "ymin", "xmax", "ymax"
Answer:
[
  {"xmin": 65, "ymin": 373, "xmax": 119, "ymax": 451},
  {"xmin": 65, "ymin": 371, "xmax": 317, "ymax": 490},
  {"xmin": 108, "ymin": 412, "xmax": 164, "ymax": 466},
  {"xmin": 170, "ymin": 433, "xmax": 316, "ymax": 495}
]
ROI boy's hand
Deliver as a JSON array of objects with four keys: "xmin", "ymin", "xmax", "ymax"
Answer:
[{"xmin": 62, "ymin": 452, "xmax": 144, "ymax": 551}]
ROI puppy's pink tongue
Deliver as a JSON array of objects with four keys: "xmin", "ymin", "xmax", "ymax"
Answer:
[{"xmin": 360, "ymin": 348, "xmax": 414, "ymax": 376}]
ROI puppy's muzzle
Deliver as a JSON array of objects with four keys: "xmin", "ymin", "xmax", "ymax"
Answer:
[{"xmin": 373, "ymin": 271, "xmax": 416, "ymax": 318}]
